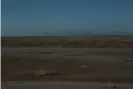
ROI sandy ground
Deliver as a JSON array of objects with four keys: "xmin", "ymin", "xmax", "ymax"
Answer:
[
  {"xmin": 2, "ymin": 47, "xmax": 133, "ymax": 60},
  {"xmin": 2, "ymin": 81, "xmax": 133, "ymax": 89},
  {"xmin": 1, "ymin": 47, "xmax": 133, "ymax": 82}
]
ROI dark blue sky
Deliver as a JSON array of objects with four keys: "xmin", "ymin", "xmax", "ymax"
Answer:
[{"xmin": 2, "ymin": 0, "xmax": 133, "ymax": 36}]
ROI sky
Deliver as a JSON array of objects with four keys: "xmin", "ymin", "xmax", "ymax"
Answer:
[{"xmin": 2, "ymin": 0, "xmax": 133, "ymax": 36}]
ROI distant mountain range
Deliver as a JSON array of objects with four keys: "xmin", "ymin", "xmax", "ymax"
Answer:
[
  {"xmin": 2, "ymin": 29, "xmax": 133, "ymax": 36},
  {"xmin": 65, "ymin": 31, "xmax": 133, "ymax": 36}
]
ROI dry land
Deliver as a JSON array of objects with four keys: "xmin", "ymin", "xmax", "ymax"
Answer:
[
  {"xmin": 2, "ymin": 47, "xmax": 133, "ymax": 82},
  {"xmin": 1, "ymin": 36, "xmax": 133, "ymax": 89},
  {"xmin": 2, "ymin": 81, "xmax": 133, "ymax": 89},
  {"xmin": 2, "ymin": 35, "xmax": 133, "ymax": 48}
]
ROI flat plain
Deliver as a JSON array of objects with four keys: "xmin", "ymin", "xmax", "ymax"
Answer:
[{"xmin": 1, "ymin": 36, "xmax": 133, "ymax": 89}]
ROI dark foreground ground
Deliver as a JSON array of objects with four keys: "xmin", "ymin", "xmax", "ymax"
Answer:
[
  {"xmin": 2, "ymin": 47, "xmax": 133, "ymax": 82},
  {"xmin": 2, "ymin": 81, "xmax": 133, "ymax": 89},
  {"xmin": 1, "ymin": 36, "xmax": 133, "ymax": 89}
]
